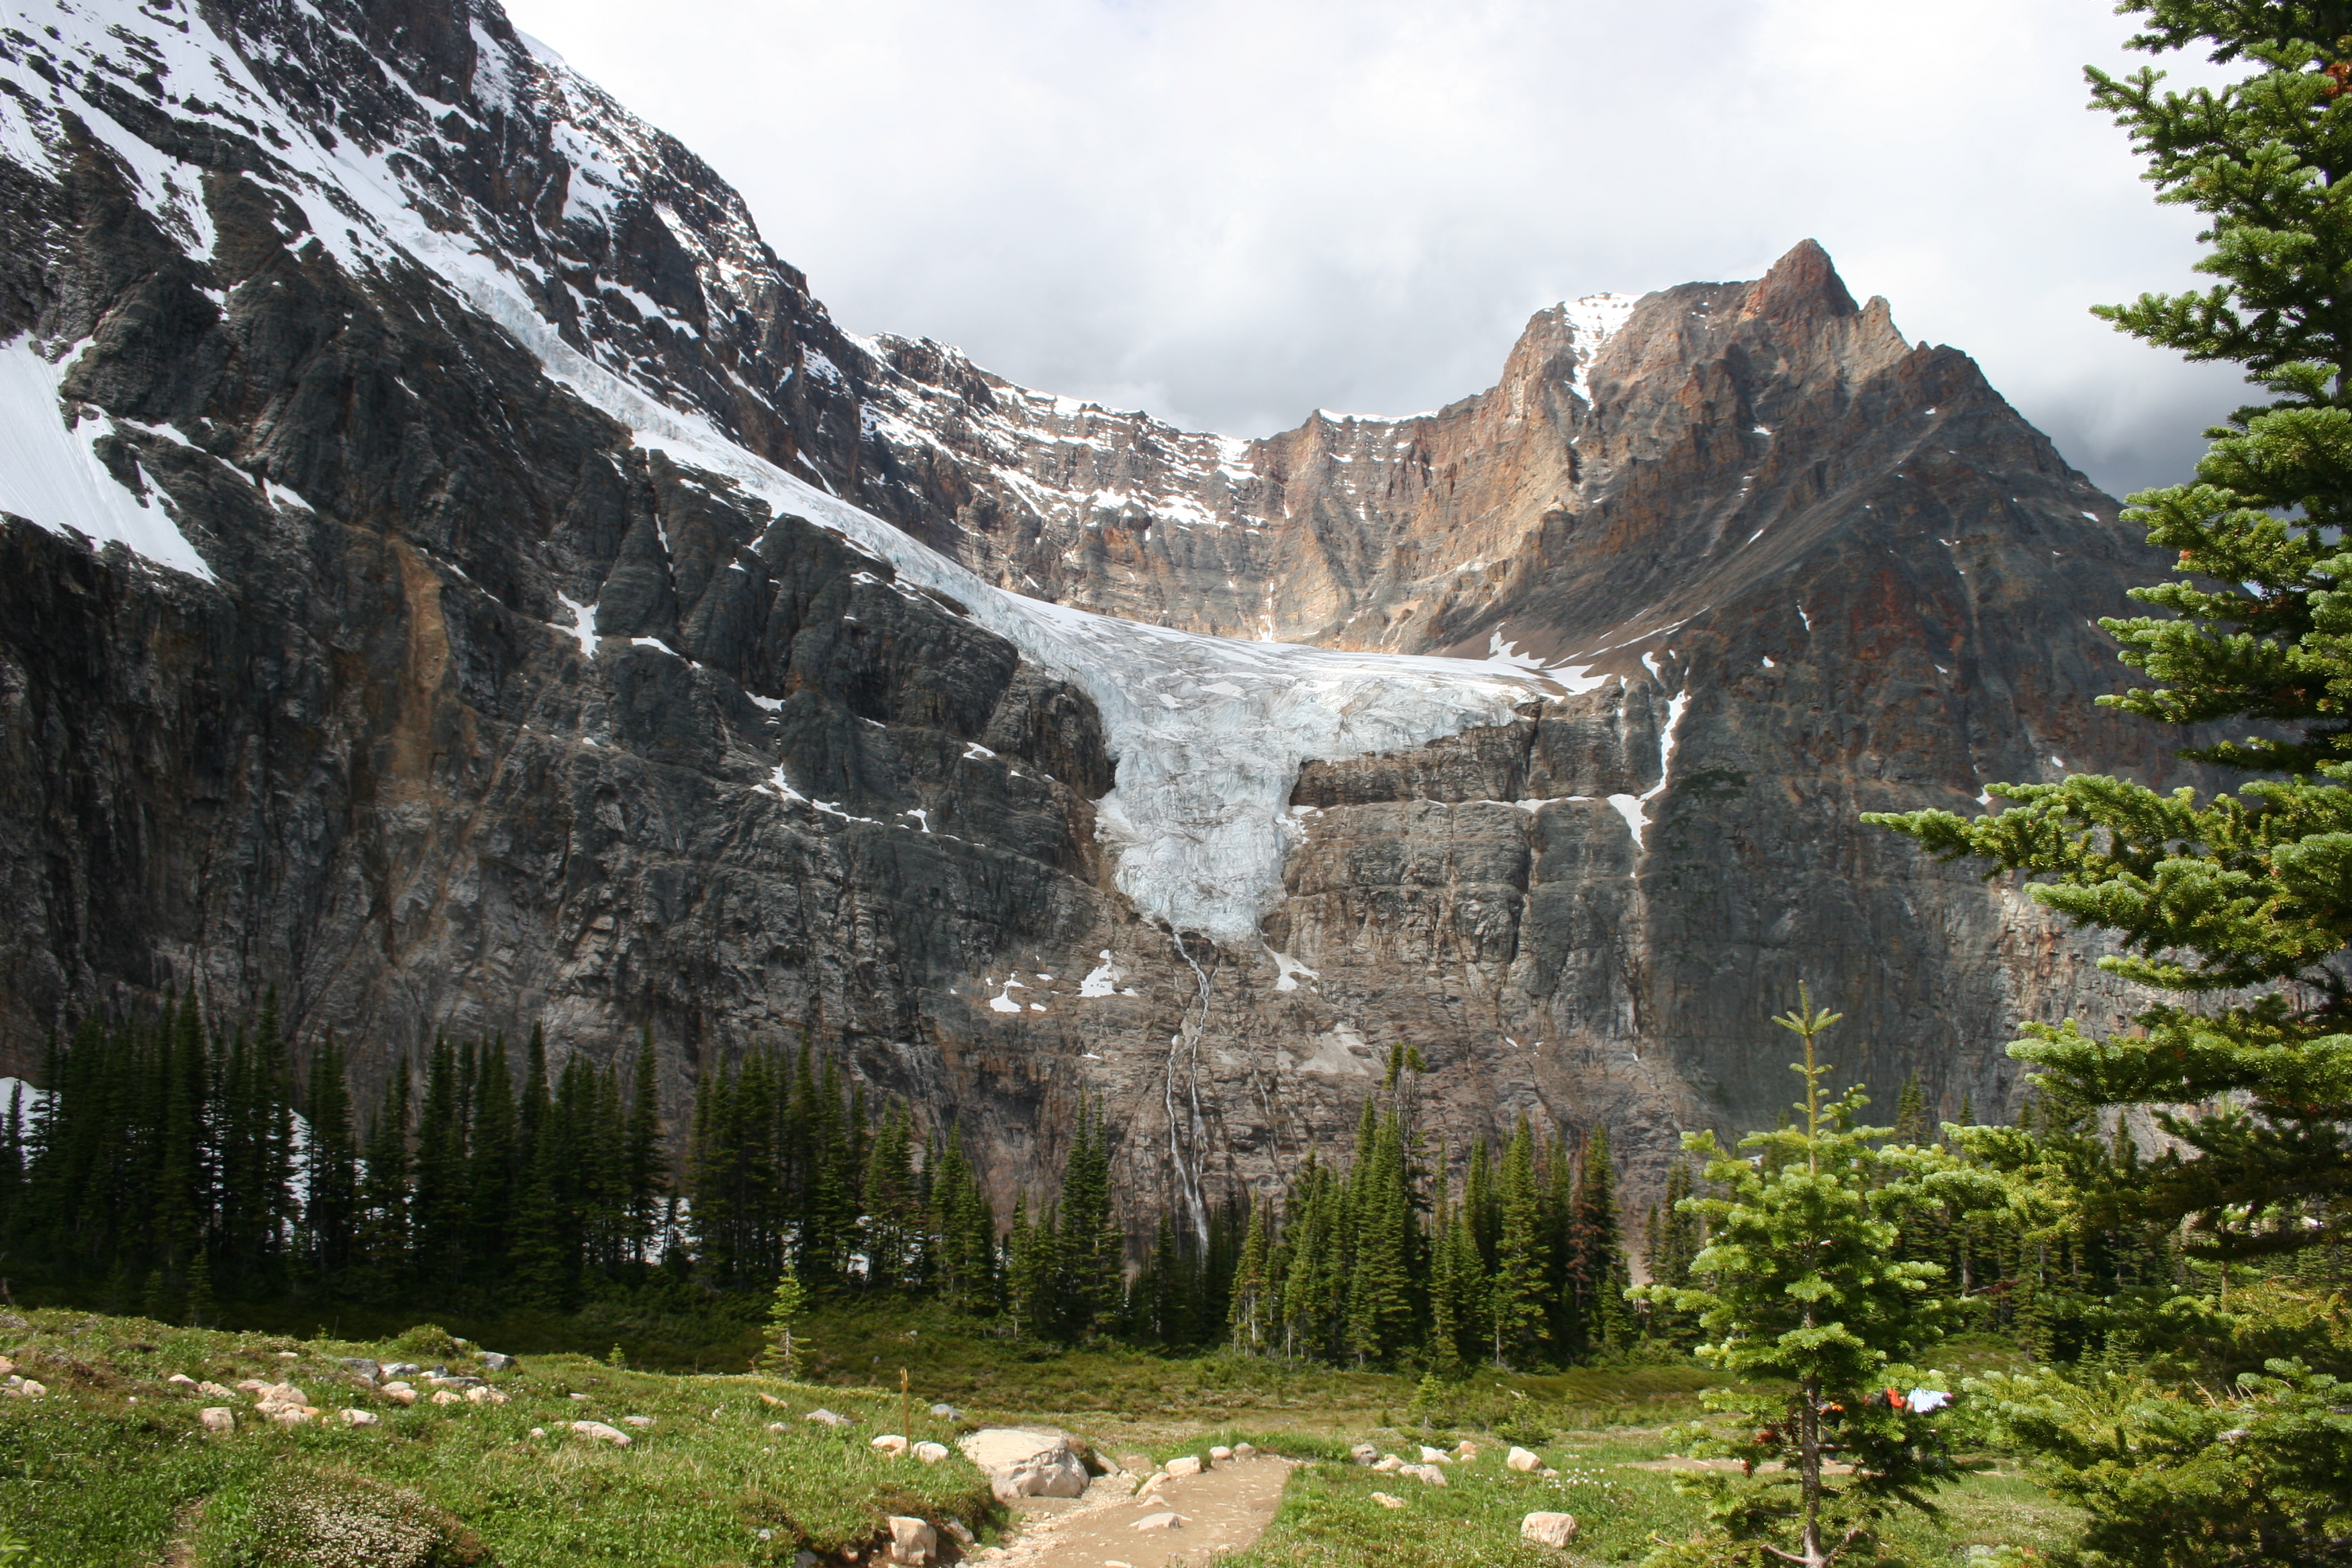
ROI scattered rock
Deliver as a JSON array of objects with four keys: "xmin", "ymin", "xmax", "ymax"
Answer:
[
  {"xmin": 381, "ymin": 1363, "xmax": 421, "ymax": 1379},
  {"xmin": 1232, "ymin": 1442, "xmax": 1257, "ymax": 1460},
  {"xmin": 276, "ymin": 1351, "xmax": 300, "ymax": 1361},
  {"xmin": 767, "ymin": 1422, "xmax": 791, "ymax": 1433},
  {"xmin": 234, "ymin": 1379, "xmax": 271, "ymax": 1395},
  {"xmin": 530, "ymin": 1427, "xmax": 546, "ymax": 1438},
  {"xmin": 478, "ymin": 1351, "xmax": 516, "ymax": 1372},
  {"xmin": 1521, "ymin": 1512, "xmax": 1579, "ymax": 1547},
  {"xmin": 268, "ymin": 1407, "xmax": 315, "ymax": 1425},
  {"xmin": 1129, "ymin": 1512, "xmax": 1185, "ymax": 1532},
  {"xmin": 1456, "ymin": 1440, "xmax": 1481, "ymax": 1459},
  {"xmin": 381, "ymin": 1383, "xmax": 418, "ymax": 1406},
  {"xmin": 571, "ymin": 1420, "xmax": 633, "ymax": 1447},
  {"xmin": 929, "ymin": 1402, "xmax": 961, "ymax": 1420},
  {"xmin": 959, "ymin": 1428, "xmax": 1089, "ymax": 1502},
  {"xmin": 1165, "ymin": 1454, "xmax": 1204, "ymax": 1477},
  {"xmin": 1371, "ymin": 1491, "xmax": 1405, "ymax": 1509},
  {"xmin": 805, "ymin": 1408, "xmax": 852, "ymax": 1428},
  {"xmin": 196, "ymin": 1381, "xmax": 236, "ymax": 1398},
  {"xmin": 871, "ymin": 1433, "xmax": 909, "ymax": 1455},
  {"xmin": 914, "ymin": 1441, "xmax": 950, "ymax": 1464},
  {"xmin": 466, "ymin": 1385, "xmax": 509, "ymax": 1404},
  {"xmin": 1404, "ymin": 1463, "xmax": 1448, "ymax": 1487},
  {"xmin": 569, "ymin": 1392, "xmax": 591, "ymax": 1402},
  {"xmin": 340, "ymin": 1408, "xmax": 381, "ymax": 1427},
  {"xmin": 1351, "ymin": 1443, "xmax": 1379, "ymax": 1464},
  {"xmin": 1418, "ymin": 1446, "xmax": 1451, "ymax": 1463},
  {"xmin": 1540, "ymin": 1467, "xmax": 1561, "ymax": 1479},
  {"xmin": 1209, "ymin": 1444, "xmax": 1233, "ymax": 1461},
  {"xmin": 339, "ymin": 1358, "xmax": 381, "ymax": 1381},
  {"xmin": 1372, "ymin": 1455, "xmax": 1404, "ymax": 1473},
  {"xmin": 942, "ymin": 1520, "xmax": 975, "ymax": 1546},
  {"xmin": 430, "ymin": 1390, "xmax": 463, "ymax": 1406},
  {"xmin": 199, "ymin": 1406, "xmax": 236, "ymax": 1434},
  {"xmin": 622, "ymin": 1415, "xmax": 656, "ymax": 1428},
  {"xmin": 1134, "ymin": 1472, "xmax": 1168, "ymax": 1498},
  {"xmin": 166, "ymin": 1373, "xmax": 197, "ymax": 1388},
  {"xmin": 885, "ymin": 1515, "xmax": 936, "ymax": 1565},
  {"xmin": 0, "ymin": 1357, "xmax": 12, "ymax": 1377},
  {"xmin": 1507, "ymin": 1446, "xmax": 1541, "ymax": 1473}
]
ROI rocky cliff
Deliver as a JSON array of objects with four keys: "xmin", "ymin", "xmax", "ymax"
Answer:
[{"xmin": 0, "ymin": 0, "xmax": 2179, "ymax": 1226}]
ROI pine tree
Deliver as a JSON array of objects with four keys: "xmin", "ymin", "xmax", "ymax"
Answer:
[
  {"xmin": 760, "ymin": 1267, "xmax": 810, "ymax": 1378},
  {"xmin": 302, "ymin": 1032, "xmax": 359, "ymax": 1283},
  {"xmin": 1227, "ymin": 1195, "xmax": 1272, "ymax": 1353},
  {"xmin": 1634, "ymin": 990, "xmax": 1986, "ymax": 1568},
  {"xmin": 624, "ymin": 1034, "xmax": 665, "ymax": 1269},
  {"xmin": 1567, "ymin": 1127, "xmax": 1632, "ymax": 1358},
  {"xmin": 357, "ymin": 1058, "xmax": 412, "ymax": 1294},
  {"xmin": 1489, "ymin": 1116, "xmax": 1549, "ymax": 1368}
]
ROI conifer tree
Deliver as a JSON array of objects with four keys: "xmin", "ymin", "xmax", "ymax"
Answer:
[
  {"xmin": 1634, "ymin": 992, "xmax": 1985, "ymax": 1568},
  {"xmin": 1489, "ymin": 1116, "xmax": 1549, "ymax": 1367},
  {"xmin": 357, "ymin": 1058, "xmax": 412, "ymax": 1293},
  {"xmin": 1567, "ymin": 1127, "xmax": 1632, "ymax": 1357},
  {"xmin": 624, "ymin": 1034, "xmax": 664, "ymax": 1268},
  {"xmin": 467, "ymin": 1038, "xmax": 517, "ymax": 1273},
  {"xmin": 759, "ymin": 1266, "xmax": 810, "ymax": 1378},
  {"xmin": 302, "ymin": 1032, "xmax": 358, "ymax": 1282}
]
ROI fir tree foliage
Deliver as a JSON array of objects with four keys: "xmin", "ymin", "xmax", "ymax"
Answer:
[
  {"xmin": 1865, "ymin": 0, "xmax": 2352, "ymax": 1269},
  {"xmin": 1634, "ymin": 991, "xmax": 1992, "ymax": 1568}
]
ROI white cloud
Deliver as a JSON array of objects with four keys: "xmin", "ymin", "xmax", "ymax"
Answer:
[{"xmin": 504, "ymin": 0, "xmax": 2251, "ymax": 497}]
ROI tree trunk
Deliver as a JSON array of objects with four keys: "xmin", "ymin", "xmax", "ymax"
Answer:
[{"xmin": 1800, "ymin": 1375, "xmax": 1826, "ymax": 1567}]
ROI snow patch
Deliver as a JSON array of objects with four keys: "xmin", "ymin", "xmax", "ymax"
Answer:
[
  {"xmin": 1265, "ymin": 946, "xmax": 1320, "ymax": 993},
  {"xmin": 0, "ymin": 338, "xmax": 215, "ymax": 581},
  {"xmin": 556, "ymin": 594, "xmax": 599, "ymax": 658},
  {"xmin": 1604, "ymin": 687, "xmax": 1692, "ymax": 861}
]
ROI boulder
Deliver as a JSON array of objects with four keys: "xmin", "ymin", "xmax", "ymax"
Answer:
[
  {"xmin": 871, "ymin": 1433, "xmax": 910, "ymax": 1455},
  {"xmin": 478, "ymin": 1352, "xmax": 516, "ymax": 1373},
  {"xmin": 199, "ymin": 1406, "xmax": 236, "ymax": 1433},
  {"xmin": 196, "ymin": 1381, "xmax": 237, "ymax": 1398},
  {"xmin": 1506, "ymin": 1447, "xmax": 1541, "ymax": 1473},
  {"xmin": 959, "ymin": 1428, "xmax": 1089, "ymax": 1502},
  {"xmin": 234, "ymin": 1379, "xmax": 271, "ymax": 1395},
  {"xmin": 622, "ymin": 1415, "xmax": 655, "ymax": 1428},
  {"xmin": 339, "ymin": 1358, "xmax": 381, "ymax": 1381},
  {"xmin": 466, "ymin": 1386, "xmax": 509, "ymax": 1405},
  {"xmin": 430, "ymin": 1390, "xmax": 463, "ymax": 1406},
  {"xmin": 885, "ymin": 1515, "xmax": 936, "ymax": 1565},
  {"xmin": 1351, "ymin": 1443, "xmax": 1379, "ymax": 1464},
  {"xmin": 340, "ymin": 1408, "xmax": 381, "ymax": 1427},
  {"xmin": 767, "ymin": 1422, "xmax": 791, "ymax": 1433},
  {"xmin": 1134, "ymin": 1472, "xmax": 1167, "ymax": 1498},
  {"xmin": 929, "ymin": 1402, "xmax": 961, "ymax": 1420},
  {"xmin": 1418, "ymin": 1446, "xmax": 1451, "ymax": 1464},
  {"xmin": 914, "ymin": 1441, "xmax": 950, "ymax": 1464},
  {"xmin": 1372, "ymin": 1455, "xmax": 1404, "ymax": 1473},
  {"xmin": 268, "ymin": 1407, "xmax": 315, "ymax": 1425},
  {"xmin": 166, "ymin": 1373, "xmax": 197, "ymax": 1388},
  {"xmin": 530, "ymin": 1427, "xmax": 546, "ymax": 1438},
  {"xmin": 1404, "ymin": 1463, "xmax": 1447, "ymax": 1487},
  {"xmin": 1456, "ymin": 1440, "xmax": 1481, "ymax": 1459},
  {"xmin": 1371, "ymin": 1491, "xmax": 1405, "ymax": 1509},
  {"xmin": 571, "ymin": 1420, "xmax": 632, "ymax": 1447},
  {"xmin": 1129, "ymin": 1512, "xmax": 1185, "ymax": 1532},
  {"xmin": 1521, "ymin": 1512, "xmax": 1579, "ymax": 1547},
  {"xmin": 1165, "ymin": 1455, "xmax": 1203, "ymax": 1477},
  {"xmin": 1231, "ymin": 1442, "xmax": 1257, "ymax": 1460},
  {"xmin": 381, "ymin": 1383, "xmax": 418, "ymax": 1406},
  {"xmin": 1209, "ymin": 1445, "xmax": 1232, "ymax": 1461},
  {"xmin": 805, "ymin": 1408, "xmax": 852, "ymax": 1428},
  {"xmin": 381, "ymin": 1363, "xmax": 421, "ymax": 1379}
]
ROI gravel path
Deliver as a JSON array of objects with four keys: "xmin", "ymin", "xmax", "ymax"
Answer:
[{"xmin": 975, "ymin": 1452, "xmax": 1295, "ymax": 1568}]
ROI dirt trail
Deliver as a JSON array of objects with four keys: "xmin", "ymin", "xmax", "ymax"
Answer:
[{"xmin": 975, "ymin": 1453, "xmax": 1295, "ymax": 1568}]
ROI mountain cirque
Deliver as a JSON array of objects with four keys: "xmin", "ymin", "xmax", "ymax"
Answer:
[{"xmin": 0, "ymin": 0, "xmax": 2186, "ymax": 1224}]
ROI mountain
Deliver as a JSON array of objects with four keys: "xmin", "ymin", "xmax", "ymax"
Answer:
[{"xmin": 0, "ymin": 0, "xmax": 2180, "ymax": 1226}]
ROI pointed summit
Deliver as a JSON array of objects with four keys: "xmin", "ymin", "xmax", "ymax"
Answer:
[{"xmin": 1745, "ymin": 238, "xmax": 1860, "ymax": 323}]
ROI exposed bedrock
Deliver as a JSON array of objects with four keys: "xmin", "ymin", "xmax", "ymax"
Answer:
[{"xmin": 0, "ymin": 0, "xmax": 2192, "ymax": 1223}]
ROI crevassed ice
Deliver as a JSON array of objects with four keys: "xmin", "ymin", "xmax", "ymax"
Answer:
[{"xmin": 4, "ymin": 0, "xmax": 1561, "ymax": 948}]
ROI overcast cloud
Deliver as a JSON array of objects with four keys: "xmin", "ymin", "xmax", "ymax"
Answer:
[{"xmin": 502, "ymin": 0, "xmax": 2249, "ymax": 500}]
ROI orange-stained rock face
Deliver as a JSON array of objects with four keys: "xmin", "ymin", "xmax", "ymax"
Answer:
[{"xmin": 0, "ymin": 0, "xmax": 2190, "ymax": 1228}]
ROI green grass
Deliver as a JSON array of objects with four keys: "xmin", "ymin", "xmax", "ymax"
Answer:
[
  {"xmin": 0, "ymin": 1309, "xmax": 991, "ymax": 1567},
  {"xmin": 0, "ymin": 1305, "xmax": 2083, "ymax": 1567}
]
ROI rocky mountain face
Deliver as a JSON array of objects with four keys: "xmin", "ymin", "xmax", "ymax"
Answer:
[{"xmin": 0, "ymin": 0, "xmax": 2182, "ymax": 1228}]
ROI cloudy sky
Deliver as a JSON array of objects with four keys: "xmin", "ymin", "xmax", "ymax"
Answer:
[{"xmin": 503, "ymin": 0, "xmax": 2246, "ymax": 501}]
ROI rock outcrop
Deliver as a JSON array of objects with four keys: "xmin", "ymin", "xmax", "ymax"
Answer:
[{"xmin": 0, "ymin": 0, "xmax": 2188, "ymax": 1228}]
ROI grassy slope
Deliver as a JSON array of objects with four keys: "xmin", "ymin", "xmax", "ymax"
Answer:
[{"xmin": 0, "ymin": 1305, "xmax": 2079, "ymax": 1568}]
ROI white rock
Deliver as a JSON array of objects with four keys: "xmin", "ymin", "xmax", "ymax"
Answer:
[
  {"xmin": 1455, "ymin": 1440, "xmax": 1480, "ymax": 1459},
  {"xmin": 1506, "ymin": 1446, "xmax": 1541, "ymax": 1472},
  {"xmin": 1231, "ymin": 1442, "xmax": 1256, "ymax": 1459},
  {"xmin": 15, "ymin": 1381, "xmax": 43, "ymax": 1400},
  {"xmin": 1135, "ymin": 1472, "xmax": 1167, "ymax": 1498},
  {"xmin": 914, "ymin": 1441, "xmax": 950, "ymax": 1463},
  {"xmin": 199, "ymin": 1406, "xmax": 235, "ymax": 1433},
  {"xmin": 622, "ymin": 1415, "xmax": 655, "ymax": 1428},
  {"xmin": 381, "ymin": 1385, "xmax": 418, "ymax": 1406},
  {"xmin": 478, "ymin": 1351, "xmax": 516, "ymax": 1372},
  {"xmin": 885, "ymin": 1515, "xmax": 936, "ymax": 1565},
  {"xmin": 805, "ymin": 1408, "xmax": 852, "ymax": 1428},
  {"xmin": 1521, "ymin": 1511, "xmax": 1579, "ymax": 1547},
  {"xmin": 871, "ymin": 1433, "xmax": 909, "ymax": 1455},
  {"xmin": 235, "ymin": 1379, "xmax": 271, "ymax": 1394},
  {"xmin": 466, "ymin": 1386, "xmax": 509, "ymax": 1405},
  {"xmin": 166, "ymin": 1373, "xmax": 197, "ymax": 1388},
  {"xmin": 1406, "ymin": 1463, "xmax": 1447, "ymax": 1487},
  {"xmin": 1418, "ymin": 1446, "xmax": 1451, "ymax": 1463},
  {"xmin": 929, "ymin": 1402, "xmax": 961, "ymax": 1420},
  {"xmin": 1165, "ymin": 1454, "xmax": 1203, "ymax": 1477},
  {"xmin": 268, "ymin": 1406, "xmax": 315, "ymax": 1425},
  {"xmin": 197, "ymin": 1381, "xmax": 237, "ymax": 1398},
  {"xmin": 766, "ymin": 1422, "xmax": 791, "ymax": 1433},
  {"xmin": 340, "ymin": 1408, "xmax": 381, "ymax": 1427},
  {"xmin": 1541, "ymin": 1468, "xmax": 1561, "ymax": 1479},
  {"xmin": 530, "ymin": 1427, "xmax": 546, "ymax": 1438},
  {"xmin": 430, "ymin": 1390, "xmax": 464, "ymax": 1406},
  {"xmin": 572, "ymin": 1420, "xmax": 632, "ymax": 1447},
  {"xmin": 959, "ymin": 1428, "xmax": 1089, "ymax": 1502},
  {"xmin": 1371, "ymin": 1491, "xmax": 1405, "ymax": 1509},
  {"xmin": 1372, "ymin": 1455, "xmax": 1404, "ymax": 1473},
  {"xmin": 1129, "ymin": 1512, "xmax": 1185, "ymax": 1531},
  {"xmin": 1209, "ymin": 1444, "xmax": 1232, "ymax": 1461},
  {"xmin": 1350, "ymin": 1442, "xmax": 1379, "ymax": 1464}
]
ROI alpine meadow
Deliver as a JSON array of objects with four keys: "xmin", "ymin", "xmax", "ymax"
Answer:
[{"xmin": 1, "ymin": 0, "xmax": 2347, "ymax": 1565}]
